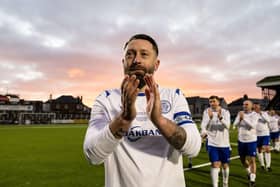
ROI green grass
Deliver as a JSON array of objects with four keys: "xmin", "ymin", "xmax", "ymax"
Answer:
[
  {"xmin": 0, "ymin": 125, "xmax": 279, "ymax": 187},
  {"xmin": 0, "ymin": 125, "xmax": 104, "ymax": 187}
]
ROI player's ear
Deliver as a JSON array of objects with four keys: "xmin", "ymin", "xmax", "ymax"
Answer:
[{"xmin": 154, "ymin": 59, "xmax": 160, "ymax": 71}]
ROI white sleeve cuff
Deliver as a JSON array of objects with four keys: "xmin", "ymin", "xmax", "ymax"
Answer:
[
  {"xmin": 104, "ymin": 125, "xmax": 123, "ymax": 144},
  {"xmin": 84, "ymin": 125, "xmax": 122, "ymax": 165},
  {"xmin": 180, "ymin": 124, "xmax": 201, "ymax": 157}
]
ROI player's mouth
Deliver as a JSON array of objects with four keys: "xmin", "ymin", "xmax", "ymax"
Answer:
[
  {"xmin": 130, "ymin": 69, "xmax": 145, "ymax": 74},
  {"xmin": 129, "ymin": 67, "xmax": 146, "ymax": 75}
]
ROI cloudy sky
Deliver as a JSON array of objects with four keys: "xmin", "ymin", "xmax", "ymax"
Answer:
[{"xmin": 0, "ymin": 0, "xmax": 280, "ymax": 106}]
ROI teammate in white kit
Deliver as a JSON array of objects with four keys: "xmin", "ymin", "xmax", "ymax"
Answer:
[
  {"xmin": 201, "ymin": 96, "xmax": 231, "ymax": 187},
  {"xmin": 233, "ymin": 100, "xmax": 258, "ymax": 187},
  {"xmin": 253, "ymin": 103, "xmax": 272, "ymax": 172},
  {"xmin": 268, "ymin": 109, "xmax": 280, "ymax": 152},
  {"xmin": 83, "ymin": 34, "xmax": 201, "ymax": 187}
]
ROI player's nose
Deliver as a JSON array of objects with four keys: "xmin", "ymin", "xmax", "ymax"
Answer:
[{"xmin": 132, "ymin": 53, "xmax": 142, "ymax": 65}]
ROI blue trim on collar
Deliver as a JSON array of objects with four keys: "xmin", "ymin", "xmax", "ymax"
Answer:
[
  {"xmin": 138, "ymin": 93, "xmax": 145, "ymax": 96},
  {"xmin": 105, "ymin": 90, "xmax": 110, "ymax": 97}
]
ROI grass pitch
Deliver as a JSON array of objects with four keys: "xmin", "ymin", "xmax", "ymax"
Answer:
[
  {"xmin": 0, "ymin": 125, "xmax": 103, "ymax": 187},
  {"xmin": 0, "ymin": 124, "xmax": 279, "ymax": 187}
]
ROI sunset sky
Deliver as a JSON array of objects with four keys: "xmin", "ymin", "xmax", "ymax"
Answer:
[{"xmin": 0, "ymin": 0, "xmax": 280, "ymax": 107}]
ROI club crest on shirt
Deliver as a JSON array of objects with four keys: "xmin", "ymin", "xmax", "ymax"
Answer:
[{"xmin": 161, "ymin": 100, "xmax": 171, "ymax": 114}]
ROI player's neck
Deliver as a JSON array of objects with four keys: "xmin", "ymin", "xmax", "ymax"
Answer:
[
  {"xmin": 138, "ymin": 84, "xmax": 159, "ymax": 93},
  {"xmin": 138, "ymin": 85, "xmax": 147, "ymax": 93},
  {"xmin": 211, "ymin": 107, "xmax": 218, "ymax": 111}
]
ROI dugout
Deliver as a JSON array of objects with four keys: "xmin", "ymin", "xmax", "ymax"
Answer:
[{"xmin": 257, "ymin": 75, "xmax": 280, "ymax": 110}]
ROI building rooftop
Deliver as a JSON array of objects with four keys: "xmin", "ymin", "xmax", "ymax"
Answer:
[
  {"xmin": 46, "ymin": 95, "xmax": 82, "ymax": 104},
  {"xmin": 186, "ymin": 96, "xmax": 209, "ymax": 103},
  {"xmin": 228, "ymin": 94, "xmax": 269, "ymax": 108},
  {"xmin": 256, "ymin": 75, "xmax": 280, "ymax": 88}
]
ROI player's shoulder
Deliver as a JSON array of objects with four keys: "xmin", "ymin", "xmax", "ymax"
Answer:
[
  {"xmin": 203, "ymin": 107, "xmax": 210, "ymax": 113},
  {"xmin": 221, "ymin": 108, "xmax": 230, "ymax": 113},
  {"xmin": 250, "ymin": 111, "xmax": 259, "ymax": 117},
  {"xmin": 159, "ymin": 87, "xmax": 185, "ymax": 97},
  {"xmin": 262, "ymin": 111, "xmax": 269, "ymax": 116},
  {"xmin": 96, "ymin": 88, "xmax": 121, "ymax": 99}
]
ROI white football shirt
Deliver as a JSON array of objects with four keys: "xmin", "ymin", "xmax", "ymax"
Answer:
[
  {"xmin": 255, "ymin": 111, "xmax": 270, "ymax": 136},
  {"xmin": 83, "ymin": 87, "xmax": 201, "ymax": 187},
  {"xmin": 269, "ymin": 115, "xmax": 279, "ymax": 133},
  {"xmin": 201, "ymin": 108, "xmax": 231, "ymax": 147},
  {"xmin": 233, "ymin": 111, "xmax": 258, "ymax": 143}
]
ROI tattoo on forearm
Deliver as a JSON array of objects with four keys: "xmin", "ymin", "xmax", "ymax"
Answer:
[
  {"xmin": 113, "ymin": 128, "xmax": 127, "ymax": 139},
  {"xmin": 121, "ymin": 98, "xmax": 134, "ymax": 121},
  {"xmin": 167, "ymin": 126, "xmax": 187, "ymax": 150}
]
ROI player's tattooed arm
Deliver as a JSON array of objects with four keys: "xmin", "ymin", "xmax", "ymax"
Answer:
[
  {"xmin": 144, "ymin": 74, "xmax": 187, "ymax": 149},
  {"xmin": 167, "ymin": 126, "xmax": 187, "ymax": 150},
  {"xmin": 112, "ymin": 127, "xmax": 127, "ymax": 139},
  {"xmin": 109, "ymin": 115, "xmax": 131, "ymax": 139},
  {"xmin": 109, "ymin": 75, "xmax": 139, "ymax": 139}
]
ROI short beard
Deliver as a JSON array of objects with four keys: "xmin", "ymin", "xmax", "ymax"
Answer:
[
  {"xmin": 135, "ymin": 74, "xmax": 146, "ymax": 89},
  {"xmin": 124, "ymin": 66, "xmax": 155, "ymax": 89}
]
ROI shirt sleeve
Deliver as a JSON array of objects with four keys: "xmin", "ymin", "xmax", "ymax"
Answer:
[
  {"xmin": 243, "ymin": 113, "xmax": 258, "ymax": 129},
  {"xmin": 233, "ymin": 113, "xmax": 240, "ymax": 127},
  {"xmin": 221, "ymin": 109, "xmax": 231, "ymax": 129},
  {"xmin": 172, "ymin": 89, "xmax": 201, "ymax": 157},
  {"xmin": 262, "ymin": 112, "xmax": 271, "ymax": 123},
  {"xmin": 200, "ymin": 109, "xmax": 210, "ymax": 135},
  {"xmin": 83, "ymin": 91, "xmax": 122, "ymax": 165}
]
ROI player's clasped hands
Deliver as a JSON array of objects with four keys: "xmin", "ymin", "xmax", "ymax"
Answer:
[
  {"xmin": 208, "ymin": 108, "xmax": 213, "ymax": 119},
  {"xmin": 120, "ymin": 73, "xmax": 163, "ymax": 125},
  {"xmin": 239, "ymin": 111, "xmax": 244, "ymax": 120},
  {"xmin": 217, "ymin": 107, "xmax": 222, "ymax": 119},
  {"xmin": 121, "ymin": 75, "xmax": 139, "ymax": 121},
  {"xmin": 144, "ymin": 74, "xmax": 162, "ymax": 124}
]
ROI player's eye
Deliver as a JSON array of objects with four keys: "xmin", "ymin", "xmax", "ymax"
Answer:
[
  {"xmin": 126, "ymin": 51, "xmax": 135, "ymax": 59},
  {"xmin": 141, "ymin": 52, "xmax": 149, "ymax": 57}
]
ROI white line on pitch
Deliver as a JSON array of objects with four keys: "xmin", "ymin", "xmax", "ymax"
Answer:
[{"xmin": 184, "ymin": 155, "xmax": 240, "ymax": 171}]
